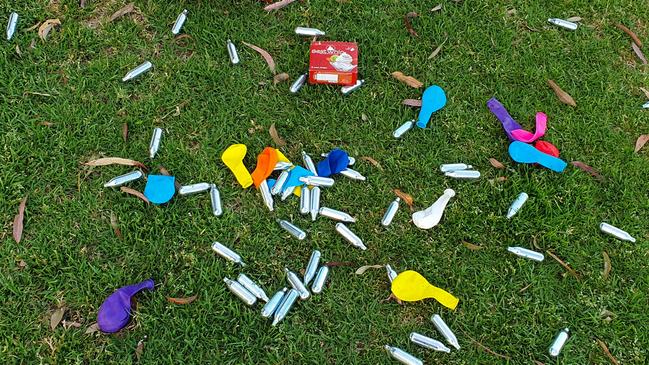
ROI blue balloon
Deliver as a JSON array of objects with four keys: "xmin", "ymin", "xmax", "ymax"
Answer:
[
  {"xmin": 508, "ymin": 141, "xmax": 567, "ymax": 172},
  {"xmin": 144, "ymin": 175, "xmax": 176, "ymax": 204},
  {"xmin": 416, "ymin": 85, "xmax": 447, "ymax": 128},
  {"xmin": 317, "ymin": 149, "xmax": 350, "ymax": 177}
]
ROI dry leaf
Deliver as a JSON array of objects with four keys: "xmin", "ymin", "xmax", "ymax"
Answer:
[
  {"xmin": 17, "ymin": 259, "xmax": 27, "ymax": 269},
  {"xmin": 631, "ymin": 42, "xmax": 647, "ymax": 65},
  {"xmin": 402, "ymin": 99, "xmax": 422, "ymax": 107},
  {"xmin": 159, "ymin": 166, "xmax": 182, "ymax": 191},
  {"xmin": 84, "ymin": 157, "xmax": 146, "ymax": 169},
  {"xmin": 135, "ymin": 339, "xmax": 144, "ymax": 361},
  {"xmin": 355, "ymin": 264, "xmax": 384, "ymax": 275},
  {"xmin": 50, "ymin": 307, "xmax": 66, "ymax": 330},
  {"xmin": 120, "ymin": 187, "xmax": 150, "ymax": 205},
  {"xmin": 430, "ymin": 4, "xmax": 442, "ymax": 12},
  {"xmin": 26, "ymin": 22, "xmax": 42, "ymax": 32},
  {"xmin": 38, "ymin": 19, "xmax": 61, "ymax": 41},
  {"xmin": 635, "ymin": 134, "xmax": 649, "ymax": 153},
  {"xmin": 15, "ymin": 44, "xmax": 22, "ymax": 56},
  {"xmin": 595, "ymin": 338, "xmax": 619, "ymax": 365},
  {"xmin": 273, "ymin": 72, "xmax": 289, "ymax": 85},
  {"xmin": 62, "ymin": 320, "xmax": 82, "ymax": 329},
  {"xmin": 110, "ymin": 3, "xmax": 135, "ymax": 22},
  {"xmin": 403, "ymin": 12, "xmax": 419, "ymax": 37},
  {"xmin": 264, "ymin": 0, "xmax": 297, "ymax": 11},
  {"xmin": 122, "ymin": 123, "xmax": 128, "ymax": 142},
  {"xmin": 269, "ymin": 123, "xmax": 286, "ymax": 146},
  {"xmin": 394, "ymin": 189, "xmax": 414, "ymax": 211},
  {"xmin": 391, "ymin": 71, "xmax": 423, "ymax": 88},
  {"xmin": 616, "ymin": 23, "xmax": 642, "ymax": 48},
  {"xmin": 489, "ymin": 158, "xmax": 505, "ymax": 169},
  {"xmin": 167, "ymin": 295, "xmax": 198, "ymax": 305},
  {"xmin": 13, "ymin": 196, "xmax": 27, "ymax": 243},
  {"xmin": 110, "ymin": 212, "xmax": 122, "ymax": 240},
  {"xmin": 602, "ymin": 251, "xmax": 611, "ymax": 280},
  {"xmin": 361, "ymin": 113, "xmax": 369, "ymax": 122},
  {"xmin": 546, "ymin": 251, "xmax": 580, "ymax": 280},
  {"xmin": 641, "ymin": 87, "xmax": 649, "ymax": 99},
  {"xmin": 80, "ymin": 0, "xmax": 86, "ymax": 8},
  {"xmin": 360, "ymin": 156, "xmax": 383, "ymax": 171},
  {"xmin": 547, "ymin": 80, "xmax": 576, "ymax": 107},
  {"xmin": 24, "ymin": 91, "xmax": 53, "ymax": 97},
  {"xmin": 85, "ymin": 322, "xmax": 100, "ymax": 334},
  {"xmin": 242, "ymin": 42, "xmax": 276, "ymax": 74},
  {"xmin": 462, "ymin": 241, "xmax": 483, "ymax": 251},
  {"xmin": 323, "ymin": 261, "xmax": 354, "ymax": 267},
  {"xmin": 428, "ymin": 35, "xmax": 448, "ymax": 59},
  {"xmin": 566, "ymin": 16, "xmax": 582, "ymax": 22},
  {"xmin": 40, "ymin": 121, "xmax": 54, "ymax": 127},
  {"xmin": 506, "ymin": 9, "xmax": 517, "ymax": 16},
  {"xmin": 571, "ymin": 161, "xmax": 605, "ymax": 182}
]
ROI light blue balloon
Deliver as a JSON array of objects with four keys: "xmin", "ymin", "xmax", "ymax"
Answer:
[
  {"xmin": 416, "ymin": 85, "xmax": 447, "ymax": 128},
  {"xmin": 144, "ymin": 175, "xmax": 176, "ymax": 204}
]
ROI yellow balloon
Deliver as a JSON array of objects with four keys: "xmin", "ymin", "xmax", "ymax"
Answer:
[
  {"xmin": 391, "ymin": 270, "xmax": 459, "ymax": 310},
  {"xmin": 221, "ymin": 144, "xmax": 253, "ymax": 189}
]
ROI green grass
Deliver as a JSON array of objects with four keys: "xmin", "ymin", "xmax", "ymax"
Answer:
[{"xmin": 1, "ymin": 0, "xmax": 648, "ymax": 363}]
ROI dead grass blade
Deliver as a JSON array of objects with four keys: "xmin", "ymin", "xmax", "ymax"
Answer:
[
  {"xmin": 242, "ymin": 41, "xmax": 276, "ymax": 74},
  {"xmin": 355, "ymin": 265, "xmax": 384, "ymax": 275},
  {"xmin": 616, "ymin": 23, "xmax": 642, "ymax": 48},
  {"xmin": 403, "ymin": 12, "xmax": 419, "ymax": 37},
  {"xmin": 38, "ymin": 19, "xmax": 61, "ymax": 40},
  {"xmin": 547, "ymin": 80, "xmax": 576, "ymax": 107},
  {"xmin": 595, "ymin": 338, "xmax": 619, "ymax": 365},
  {"xmin": 269, "ymin": 123, "xmax": 286, "ymax": 146},
  {"xmin": 109, "ymin": 3, "xmax": 134, "ymax": 22},
  {"xmin": 393, "ymin": 189, "xmax": 414, "ymax": 211},
  {"xmin": 631, "ymin": 42, "xmax": 648, "ymax": 64},
  {"xmin": 602, "ymin": 251, "xmax": 611, "ymax": 280},
  {"xmin": 571, "ymin": 161, "xmax": 605, "ymax": 182},
  {"xmin": 489, "ymin": 158, "xmax": 505, "ymax": 169},
  {"xmin": 392, "ymin": 71, "xmax": 423, "ymax": 88},
  {"xmin": 264, "ymin": 0, "xmax": 297, "ymax": 11},
  {"xmin": 323, "ymin": 261, "xmax": 355, "ymax": 267},
  {"xmin": 430, "ymin": 4, "xmax": 442, "ymax": 12},
  {"xmin": 462, "ymin": 241, "xmax": 483, "ymax": 251},
  {"xmin": 460, "ymin": 329, "xmax": 511, "ymax": 361},
  {"xmin": 546, "ymin": 250, "xmax": 580, "ymax": 280},
  {"xmin": 122, "ymin": 123, "xmax": 128, "ymax": 142},
  {"xmin": 566, "ymin": 16, "xmax": 582, "ymax": 22},
  {"xmin": 120, "ymin": 187, "xmax": 150, "ymax": 205},
  {"xmin": 84, "ymin": 157, "xmax": 146, "ymax": 170},
  {"xmin": 110, "ymin": 212, "xmax": 122, "ymax": 240},
  {"xmin": 13, "ymin": 196, "xmax": 28, "ymax": 243},
  {"xmin": 640, "ymin": 87, "xmax": 649, "ymax": 99},
  {"xmin": 635, "ymin": 134, "xmax": 649, "ymax": 153},
  {"xmin": 360, "ymin": 156, "xmax": 383, "ymax": 171},
  {"xmin": 85, "ymin": 322, "xmax": 100, "ymax": 334},
  {"xmin": 402, "ymin": 99, "xmax": 422, "ymax": 107},
  {"xmin": 428, "ymin": 34, "xmax": 448, "ymax": 59},
  {"xmin": 167, "ymin": 295, "xmax": 198, "ymax": 305}
]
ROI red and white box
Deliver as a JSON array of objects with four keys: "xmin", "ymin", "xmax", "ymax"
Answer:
[{"xmin": 308, "ymin": 41, "xmax": 358, "ymax": 86}]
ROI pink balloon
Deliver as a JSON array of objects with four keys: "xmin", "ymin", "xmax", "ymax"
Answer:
[{"xmin": 510, "ymin": 112, "xmax": 547, "ymax": 143}]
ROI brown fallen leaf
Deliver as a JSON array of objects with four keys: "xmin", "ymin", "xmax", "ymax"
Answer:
[
  {"xmin": 273, "ymin": 72, "xmax": 289, "ymax": 85},
  {"xmin": 462, "ymin": 241, "xmax": 483, "ymax": 251},
  {"xmin": 571, "ymin": 161, "xmax": 605, "ymax": 182},
  {"xmin": 110, "ymin": 212, "xmax": 122, "ymax": 240},
  {"xmin": 13, "ymin": 196, "xmax": 27, "ymax": 243},
  {"xmin": 602, "ymin": 251, "xmax": 611, "ymax": 280},
  {"xmin": 167, "ymin": 295, "xmax": 198, "ymax": 305},
  {"xmin": 566, "ymin": 16, "xmax": 582, "ymax": 22},
  {"xmin": 489, "ymin": 158, "xmax": 505, "ymax": 169},
  {"xmin": 264, "ymin": 0, "xmax": 297, "ymax": 11},
  {"xmin": 40, "ymin": 121, "xmax": 54, "ymax": 127},
  {"xmin": 631, "ymin": 42, "xmax": 647, "ymax": 65},
  {"xmin": 640, "ymin": 87, "xmax": 649, "ymax": 99},
  {"xmin": 546, "ymin": 250, "xmax": 580, "ymax": 280},
  {"xmin": 62, "ymin": 320, "xmax": 83, "ymax": 329},
  {"xmin": 429, "ymin": 34, "xmax": 448, "ymax": 59},
  {"xmin": 403, "ymin": 12, "xmax": 419, "ymax": 37},
  {"xmin": 85, "ymin": 322, "xmax": 100, "ymax": 334},
  {"xmin": 110, "ymin": 3, "xmax": 135, "ymax": 22},
  {"xmin": 135, "ymin": 338, "xmax": 145, "ymax": 361},
  {"xmin": 595, "ymin": 338, "xmax": 619, "ymax": 365},
  {"xmin": 360, "ymin": 156, "xmax": 383, "ymax": 171},
  {"xmin": 381, "ymin": 293, "xmax": 404, "ymax": 305},
  {"xmin": 242, "ymin": 41, "xmax": 276, "ymax": 74},
  {"xmin": 17, "ymin": 259, "xmax": 27, "ymax": 269},
  {"xmin": 635, "ymin": 134, "xmax": 649, "ymax": 153},
  {"xmin": 50, "ymin": 307, "xmax": 66, "ymax": 330},
  {"xmin": 269, "ymin": 123, "xmax": 286, "ymax": 147},
  {"xmin": 616, "ymin": 23, "xmax": 642, "ymax": 48},
  {"xmin": 122, "ymin": 123, "xmax": 128, "ymax": 142},
  {"xmin": 120, "ymin": 187, "xmax": 150, "ymax": 205},
  {"xmin": 547, "ymin": 80, "xmax": 576, "ymax": 107},
  {"xmin": 402, "ymin": 99, "xmax": 422, "ymax": 107},
  {"xmin": 394, "ymin": 189, "xmax": 414, "ymax": 211},
  {"xmin": 323, "ymin": 261, "xmax": 355, "ymax": 267},
  {"xmin": 392, "ymin": 71, "xmax": 423, "ymax": 88},
  {"xmin": 159, "ymin": 166, "xmax": 182, "ymax": 191},
  {"xmin": 38, "ymin": 19, "xmax": 61, "ymax": 40},
  {"xmin": 84, "ymin": 157, "xmax": 146, "ymax": 170},
  {"xmin": 431, "ymin": 4, "xmax": 442, "ymax": 12},
  {"xmin": 355, "ymin": 264, "xmax": 384, "ymax": 275}
]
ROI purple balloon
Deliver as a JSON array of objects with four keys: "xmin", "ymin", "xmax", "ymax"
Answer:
[
  {"xmin": 487, "ymin": 97, "xmax": 523, "ymax": 141},
  {"xmin": 97, "ymin": 279, "xmax": 155, "ymax": 333},
  {"xmin": 317, "ymin": 149, "xmax": 350, "ymax": 177}
]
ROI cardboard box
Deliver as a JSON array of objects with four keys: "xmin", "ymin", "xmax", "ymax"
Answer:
[{"xmin": 309, "ymin": 41, "xmax": 358, "ymax": 86}]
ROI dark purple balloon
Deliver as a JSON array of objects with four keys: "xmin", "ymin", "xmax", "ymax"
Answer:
[
  {"xmin": 316, "ymin": 149, "xmax": 350, "ymax": 177},
  {"xmin": 97, "ymin": 279, "xmax": 155, "ymax": 333},
  {"xmin": 487, "ymin": 97, "xmax": 523, "ymax": 141}
]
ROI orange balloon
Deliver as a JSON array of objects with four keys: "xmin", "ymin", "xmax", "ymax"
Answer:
[{"xmin": 251, "ymin": 147, "xmax": 278, "ymax": 188}]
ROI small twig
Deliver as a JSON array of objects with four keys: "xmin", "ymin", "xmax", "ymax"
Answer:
[
  {"xmin": 324, "ymin": 261, "xmax": 355, "ymax": 267},
  {"xmin": 546, "ymin": 251, "xmax": 580, "ymax": 280},
  {"xmin": 616, "ymin": 23, "xmax": 642, "ymax": 48},
  {"xmin": 595, "ymin": 338, "xmax": 620, "ymax": 365},
  {"xmin": 460, "ymin": 329, "xmax": 511, "ymax": 360}
]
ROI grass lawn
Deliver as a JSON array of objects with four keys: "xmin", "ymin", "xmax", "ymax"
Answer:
[{"xmin": 1, "ymin": 0, "xmax": 648, "ymax": 363}]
